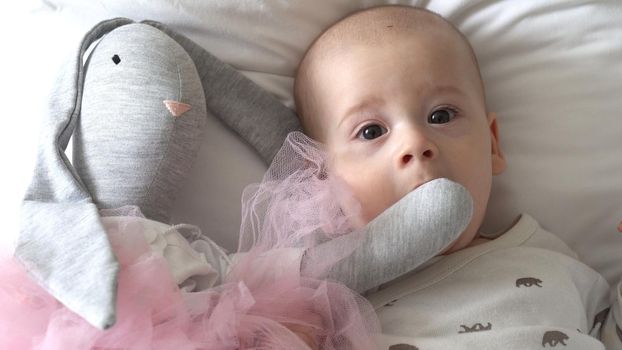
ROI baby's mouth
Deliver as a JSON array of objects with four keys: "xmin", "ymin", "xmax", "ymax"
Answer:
[{"xmin": 412, "ymin": 178, "xmax": 439, "ymax": 192}]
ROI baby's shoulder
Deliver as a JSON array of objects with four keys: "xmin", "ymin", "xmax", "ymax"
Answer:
[
  {"xmin": 523, "ymin": 225, "xmax": 579, "ymax": 260},
  {"xmin": 490, "ymin": 213, "xmax": 579, "ymax": 260}
]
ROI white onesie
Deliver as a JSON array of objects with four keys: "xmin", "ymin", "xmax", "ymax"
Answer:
[{"xmin": 367, "ymin": 214, "xmax": 622, "ymax": 349}]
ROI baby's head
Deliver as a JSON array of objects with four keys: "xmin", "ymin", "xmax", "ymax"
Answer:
[{"xmin": 294, "ymin": 5, "xmax": 506, "ymax": 253}]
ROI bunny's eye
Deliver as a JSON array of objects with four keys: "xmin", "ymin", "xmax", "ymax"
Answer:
[{"xmin": 112, "ymin": 54, "xmax": 121, "ymax": 65}]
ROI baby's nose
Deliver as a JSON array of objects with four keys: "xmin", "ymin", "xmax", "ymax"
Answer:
[
  {"xmin": 401, "ymin": 149, "xmax": 434, "ymax": 166},
  {"xmin": 401, "ymin": 147, "xmax": 434, "ymax": 163},
  {"xmin": 163, "ymin": 100, "xmax": 192, "ymax": 117},
  {"xmin": 398, "ymin": 132, "xmax": 437, "ymax": 167}
]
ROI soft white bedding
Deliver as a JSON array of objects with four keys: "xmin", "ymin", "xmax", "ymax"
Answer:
[{"xmin": 3, "ymin": 1, "xmax": 622, "ymax": 290}]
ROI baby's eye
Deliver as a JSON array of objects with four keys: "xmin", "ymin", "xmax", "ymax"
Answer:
[
  {"xmin": 357, "ymin": 124, "xmax": 387, "ymax": 140},
  {"xmin": 428, "ymin": 108, "xmax": 457, "ymax": 124}
]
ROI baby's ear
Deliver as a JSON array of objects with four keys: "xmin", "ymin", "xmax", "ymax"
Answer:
[{"xmin": 488, "ymin": 112, "xmax": 506, "ymax": 175}]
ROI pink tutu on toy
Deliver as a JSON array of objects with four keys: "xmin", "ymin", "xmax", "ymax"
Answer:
[{"xmin": 0, "ymin": 132, "xmax": 380, "ymax": 349}]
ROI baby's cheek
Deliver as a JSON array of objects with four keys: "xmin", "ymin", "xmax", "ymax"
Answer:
[
  {"xmin": 328, "ymin": 169, "xmax": 371, "ymax": 226},
  {"xmin": 329, "ymin": 158, "xmax": 396, "ymax": 224},
  {"xmin": 337, "ymin": 183, "xmax": 383, "ymax": 226},
  {"xmin": 360, "ymin": 190, "xmax": 401, "ymax": 225}
]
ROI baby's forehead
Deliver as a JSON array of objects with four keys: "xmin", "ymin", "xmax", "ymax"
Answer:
[
  {"xmin": 302, "ymin": 8, "xmax": 479, "ymax": 90},
  {"xmin": 311, "ymin": 6, "xmax": 458, "ymax": 58}
]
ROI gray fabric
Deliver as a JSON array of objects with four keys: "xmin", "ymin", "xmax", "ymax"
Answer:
[
  {"xmin": 19, "ymin": 202, "xmax": 119, "ymax": 327},
  {"xmin": 73, "ymin": 23, "xmax": 207, "ymax": 223},
  {"xmin": 307, "ymin": 178, "xmax": 473, "ymax": 294},
  {"xmin": 16, "ymin": 18, "xmax": 134, "ymax": 330},
  {"xmin": 143, "ymin": 20, "xmax": 301, "ymax": 164}
]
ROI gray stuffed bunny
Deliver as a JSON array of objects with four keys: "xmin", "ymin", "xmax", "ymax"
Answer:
[
  {"xmin": 16, "ymin": 18, "xmax": 472, "ymax": 330},
  {"xmin": 16, "ymin": 18, "xmax": 298, "ymax": 329}
]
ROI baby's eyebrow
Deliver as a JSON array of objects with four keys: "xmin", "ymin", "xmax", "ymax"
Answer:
[
  {"xmin": 338, "ymin": 85, "xmax": 466, "ymax": 127},
  {"xmin": 427, "ymin": 84, "xmax": 467, "ymax": 97},
  {"xmin": 339, "ymin": 97, "xmax": 386, "ymax": 127}
]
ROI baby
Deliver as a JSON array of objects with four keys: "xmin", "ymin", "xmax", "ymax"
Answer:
[{"xmin": 294, "ymin": 5, "xmax": 622, "ymax": 349}]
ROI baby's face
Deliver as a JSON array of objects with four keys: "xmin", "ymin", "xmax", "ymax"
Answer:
[{"xmin": 309, "ymin": 28, "xmax": 505, "ymax": 253}]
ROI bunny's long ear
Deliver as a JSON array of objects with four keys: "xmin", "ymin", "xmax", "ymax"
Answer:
[
  {"xmin": 305, "ymin": 178, "xmax": 473, "ymax": 294},
  {"xmin": 143, "ymin": 20, "xmax": 301, "ymax": 164},
  {"xmin": 16, "ymin": 18, "xmax": 134, "ymax": 330}
]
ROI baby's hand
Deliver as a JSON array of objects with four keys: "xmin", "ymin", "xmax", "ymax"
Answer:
[{"xmin": 618, "ymin": 221, "xmax": 622, "ymax": 233}]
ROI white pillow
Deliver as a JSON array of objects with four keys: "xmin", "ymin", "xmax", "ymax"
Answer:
[{"xmin": 6, "ymin": 1, "xmax": 622, "ymax": 288}]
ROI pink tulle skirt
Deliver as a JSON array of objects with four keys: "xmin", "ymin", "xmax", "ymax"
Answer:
[
  {"xmin": 0, "ymin": 218, "xmax": 378, "ymax": 349},
  {"xmin": 0, "ymin": 132, "xmax": 380, "ymax": 349}
]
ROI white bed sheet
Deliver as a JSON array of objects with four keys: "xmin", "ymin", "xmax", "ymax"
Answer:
[{"xmin": 2, "ymin": 1, "xmax": 622, "ymax": 289}]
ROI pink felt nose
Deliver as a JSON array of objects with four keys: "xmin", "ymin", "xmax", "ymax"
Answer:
[{"xmin": 163, "ymin": 100, "xmax": 192, "ymax": 117}]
